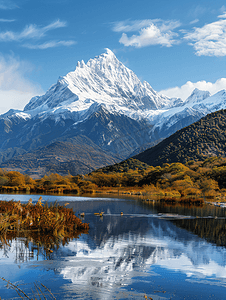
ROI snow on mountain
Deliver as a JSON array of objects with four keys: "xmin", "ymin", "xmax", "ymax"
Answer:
[
  {"xmin": 21, "ymin": 48, "xmax": 181, "ymax": 122},
  {"xmin": 15, "ymin": 49, "xmax": 226, "ymax": 132},
  {"xmin": 4, "ymin": 48, "xmax": 222, "ymax": 128},
  {"xmin": 146, "ymin": 87, "xmax": 226, "ymax": 143},
  {"xmin": 184, "ymin": 88, "xmax": 211, "ymax": 105},
  {"xmin": 1, "ymin": 48, "xmax": 226, "ymax": 166}
]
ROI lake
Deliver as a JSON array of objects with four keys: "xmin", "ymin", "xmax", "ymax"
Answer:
[{"xmin": 0, "ymin": 193, "xmax": 226, "ymax": 299}]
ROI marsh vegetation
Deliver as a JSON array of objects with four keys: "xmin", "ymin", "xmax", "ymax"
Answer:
[{"xmin": 0, "ymin": 198, "xmax": 89, "ymax": 255}]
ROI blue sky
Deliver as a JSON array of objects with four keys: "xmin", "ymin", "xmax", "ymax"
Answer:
[{"xmin": 0, "ymin": 0, "xmax": 226, "ymax": 113}]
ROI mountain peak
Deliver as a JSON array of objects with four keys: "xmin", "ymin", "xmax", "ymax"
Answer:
[
  {"xmin": 192, "ymin": 88, "xmax": 209, "ymax": 96},
  {"xmin": 24, "ymin": 48, "xmax": 171, "ymax": 113},
  {"xmin": 104, "ymin": 48, "xmax": 115, "ymax": 56},
  {"xmin": 94, "ymin": 48, "xmax": 116, "ymax": 60},
  {"xmin": 76, "ymin": 60, "xmax": 85, "ymax": 68},
  {"xmin": 22, "ymin": 49, "xmax": 213, "ymax": 125},
  {"xmin": 185, "ymin": 88, "xmax": 211, "ymax": 104},
  {"xmin": 3, "ymin": 49, "xmax": 226, "ymax": 175},
  {"xmin": 76, "ymin": 49, "xmax": 116, "ymax": 69}
]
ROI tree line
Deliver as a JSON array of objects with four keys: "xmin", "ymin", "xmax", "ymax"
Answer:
[{"xmin": 0, "ymin": 156, "xmax": 226, "ymax": 200}]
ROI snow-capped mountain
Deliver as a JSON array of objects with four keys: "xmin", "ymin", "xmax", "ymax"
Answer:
[
  {"xmin": 23, "ymin": 48, "xmax": 179, "ymax": 115},
  {"xmin": 0, "ymin": 48, "xmax": 226, "ymax": 174}
]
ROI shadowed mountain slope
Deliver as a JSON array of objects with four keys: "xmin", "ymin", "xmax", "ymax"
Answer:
[{"xmin": 0, "ymin": 138, "xmax": 119, "ymax": 178}]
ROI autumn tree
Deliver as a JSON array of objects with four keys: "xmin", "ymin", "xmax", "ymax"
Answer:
[{"xmin": 6, "ymin": 171, "xmax": 26, "ymax": 187}]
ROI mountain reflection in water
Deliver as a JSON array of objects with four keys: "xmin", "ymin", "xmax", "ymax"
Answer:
[{"xmin": 1, "ymin": 196, "xmax": 226, "ymax": 299}]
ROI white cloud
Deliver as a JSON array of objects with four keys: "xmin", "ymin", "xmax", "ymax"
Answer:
[
  {"xmin": 159, "ymin": 78, "xmax": 226, "ymax": 100},
  {"xmin": 190, "ymin": 19, "xmax": 199, "ymax": 25},
  {"xmin": 112, "ymin": 19, "xmax": 161, "ymax": 32},
  {"xmin": 0, "ymin": 55, "xmax": 44, "ymax": 114},
  {"xmin": 113, "ymin": 14, "xmax": 226, "ymax": 56},
  {"xmin": 115, "ymin": 19, "xmax": 180, "ymax": 48},
  {"xmin": 0, "ymin": 20, "xmax": 67, "ymax": 42},
  {"xmin": 0, "ymin": 0, "xmax": 18, "ymax": 10},
  {"xmin": 184, "ymin": 14, "xmax": 226, "ymax": 56},
  {"xmin": 23, "ymin": 40, "xmax": 76, "ymax": 49},
  {"xmin": 0, "ymin": 19, "xmax": 75, "ymax": 50},
  {"xmin": 218, "ymin": 12, "xmax": 226, "ymax": 19},
  {"xmin": 0, "ymin": 18, "xmax": 15, "ymax": 22}
]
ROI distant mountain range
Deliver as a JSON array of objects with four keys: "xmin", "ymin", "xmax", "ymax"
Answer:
[
  {"xmin": 0, "ymin": 138, "xmax": 120, "ymax": 177},
  {"xmin": 1, "ymin": 48, "xmax": 226, "ymax": 176}
]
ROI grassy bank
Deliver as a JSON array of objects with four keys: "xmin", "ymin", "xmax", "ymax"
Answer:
[{"xmin": 1, "ymin": 157, "xmax": 226, "ymax": 202}]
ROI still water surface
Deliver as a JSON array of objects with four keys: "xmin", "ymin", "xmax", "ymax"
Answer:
[{"xmin": 0, "ymin": 194, "xmax": 226, "ymax": 299}]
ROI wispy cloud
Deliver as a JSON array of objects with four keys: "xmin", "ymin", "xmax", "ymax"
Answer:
[
  {"xmin": 23, "ymin": 40, "xmax": 76, "ymax": 49},
  {"xmin": 0, "ymin": 18, "xmax": 15, "ymax": 22},
  {"xmin": 160, "ymin": 78, "xmax": 226, "ymax": 100},
  {"xmin": 112, "ymin": 19, "xmax": 161, "ymax": 32},
  {"xmin": 0, "ymin": 54, "xmax": 44, "ymax": 114},
  {"xmin": 0, "ymin": 0, "xmax": 18, "ymax": 10},
  {"xmin": 0, "ymin": 20, "xmax": 67, "ymax": 42},
  {"xmin": 220, "ymin": 5, "xmax": 226, "ymax": 14},
  {"xmin": 113, "ymin": 19, "xmax": 181, "ymax": 48},
  {"xmin": 0, "ymin": 19, "xmax": 76, "ymax": 50},
  {"xmin": 190, "ymin": 19, "xmax": 199, "ymax": 25},
  {"xmin": 187, "ymin": 5, "xmax": 207, "ymax": 19},
  {"xmin": 184, "ymin": 14, "xmax": 226, "ymax": 56}
]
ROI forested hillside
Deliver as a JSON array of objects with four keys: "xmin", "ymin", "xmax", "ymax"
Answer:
[
  {"xmin": 134, "ymin": 109, "xmax": 226, "ymax": 166},
  {"xmin": 95, "ymin": 158, "xmax": 150, "ymax": 173}
]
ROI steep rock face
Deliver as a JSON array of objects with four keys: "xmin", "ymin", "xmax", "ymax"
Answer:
[
  {"xmin": 0, "ymin": 104, "xmax": 151, "ymax": 160},
  {"xmin": 62, "ymin": 105, "xmax": 152, "ymax": 158}
]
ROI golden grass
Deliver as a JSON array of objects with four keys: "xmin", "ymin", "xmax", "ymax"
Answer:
[{"xmin": 0, "ymin": 198, "xmax": 89, "ymax": 252}]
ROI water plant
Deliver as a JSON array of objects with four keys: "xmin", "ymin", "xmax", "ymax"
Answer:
[
  {"xmin": 0, "ymin": 277, "xmax": 56, "ymax": 300},
  {"xmin": 0, "ymin": 198, "xmax": 89, "ymax": 252}
]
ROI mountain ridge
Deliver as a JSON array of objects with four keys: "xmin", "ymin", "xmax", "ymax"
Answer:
[
  {"xmin": 0, "ymin": 138, "xmax": 119, "ymax": 178},
  {"xmin": 1, "ymin": 49, "xmax": 226, "ymax": 175},
  {"xmin": 133, "ymin": 109, "xmax": 226, "ymax": 166}
]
